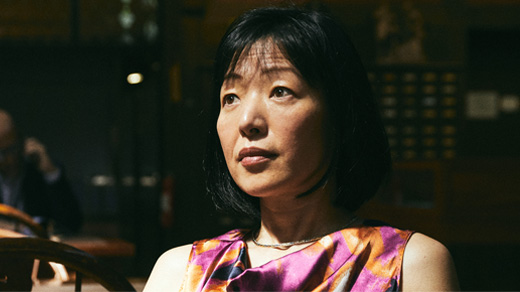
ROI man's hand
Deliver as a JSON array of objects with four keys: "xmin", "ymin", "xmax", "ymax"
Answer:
[{"xmin": 24, "ymin": 137, "xmax": 57, "ymax": 174}]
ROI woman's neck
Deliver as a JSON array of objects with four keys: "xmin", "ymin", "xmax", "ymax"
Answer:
[{"xmin": 255, "ymin": 183, "xmax": 353, "ymax": 245}]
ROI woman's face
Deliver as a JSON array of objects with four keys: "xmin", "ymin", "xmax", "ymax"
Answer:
[{"xmin": 217, "ymin": 42, "xmax": 331, "ymax": 199}]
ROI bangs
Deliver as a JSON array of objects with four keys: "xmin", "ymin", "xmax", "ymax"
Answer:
[
  {"xmin": 220, "ymin": 37, "xmax": 297, "ymax": 83},
  {"xmin": 214, "ymin": 9, "xmax": 325, "ymax": 91},
  {"xmin": 222, "ymin": 38, "xmax": 305, "ymax": 84}
]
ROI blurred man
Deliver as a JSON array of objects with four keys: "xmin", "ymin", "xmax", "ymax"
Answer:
[{"xmin": 0, "ymin": 109, "xmax": 82, "ymax": 234}]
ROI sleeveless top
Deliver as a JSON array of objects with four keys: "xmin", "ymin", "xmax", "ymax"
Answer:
[{"xmin": 180, "ymin": 220, "xmax": 413, "ymax": 292}]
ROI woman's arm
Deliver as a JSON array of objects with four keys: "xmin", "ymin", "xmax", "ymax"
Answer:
[
  {"xmin": 143, "ymin": 244, "xmax": 192, "ymax": 292},
  {"xmin": 401, "ymin": 233, "xmax": 460, "ymax": 291}
]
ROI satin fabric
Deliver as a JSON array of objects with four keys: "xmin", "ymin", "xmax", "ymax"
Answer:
[{"xmin": 180, "ymin": 220, "xmax": 413, "ymax": 292}]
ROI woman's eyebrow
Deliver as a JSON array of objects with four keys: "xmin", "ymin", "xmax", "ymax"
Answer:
[{"xmin": 261, "ymin": 66, "xmax": 303, "ymax": 81}]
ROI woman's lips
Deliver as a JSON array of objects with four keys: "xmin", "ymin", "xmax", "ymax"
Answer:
[{"xmin": 238, "ymin": 147, "xmax": 276, "ymax": 167}]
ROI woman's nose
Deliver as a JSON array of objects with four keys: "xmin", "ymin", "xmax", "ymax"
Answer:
[{"xmin": 238, "ymin": 97, "xmax": 267, "ymax": 138}]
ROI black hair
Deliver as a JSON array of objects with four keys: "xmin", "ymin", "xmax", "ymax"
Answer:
[{"xmin": 204, "ymin": 6, "xmax": 391, "ymax": 220}]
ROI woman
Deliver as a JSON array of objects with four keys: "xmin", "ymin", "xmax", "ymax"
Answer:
[{"xmin": 145, "ymin": 7, "xmax": 459, "ymax": 292}]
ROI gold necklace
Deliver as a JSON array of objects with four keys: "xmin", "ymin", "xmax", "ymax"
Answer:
[{"xmin": 252, "ymin": 216, "xmax": 358, "ymax": 249}]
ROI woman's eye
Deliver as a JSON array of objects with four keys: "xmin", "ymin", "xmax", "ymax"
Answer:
[
  {"xmin": 272, "ymin": 87, "xmax": 293, "ymax": 98},
  {"xmin": 222, "ymin": 94, "xmax": 239, "ymax": 106}
]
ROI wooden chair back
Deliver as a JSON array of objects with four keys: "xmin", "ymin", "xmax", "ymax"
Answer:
[
  {"xmin": 0, "ymin": 237, "xmax": 136, "ymax": 291},
  {"xmin": 0, "ymin": 204, "xmax": 48, "ymax": 238}
]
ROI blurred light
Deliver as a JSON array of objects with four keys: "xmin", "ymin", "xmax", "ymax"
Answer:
[
  {"xmin": 91, "ymin": 175, "xmax": 114, "ymax": 187},
  {"xmin": 501, "ymin": 94, "xmax": 519, "ymax": 113},
  {"xmin": 127, "ymin": 73, "xmax": 143, "ymax": 84}
]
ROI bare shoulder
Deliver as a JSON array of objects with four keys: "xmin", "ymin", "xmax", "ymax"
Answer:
[
  {"xmin": 402, "ymin": 233, "xmax": 460, "ymax": 291},
  {"xmin": 143, "ymin": 243, "xmax": 193, "ymax": 292}
]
